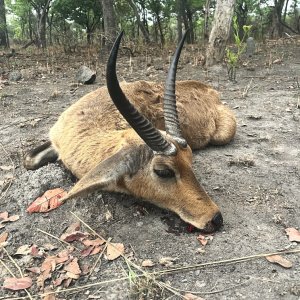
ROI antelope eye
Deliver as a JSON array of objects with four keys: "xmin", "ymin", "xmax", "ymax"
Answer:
[{"xmin": 154, "ymin": 168, "xmax": 175, "ymax": 178}]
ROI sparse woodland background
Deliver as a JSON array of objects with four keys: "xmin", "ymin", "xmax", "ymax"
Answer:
[{"xmin": 0, "ymin": 0, "xmax": 300, "ymax": 67}]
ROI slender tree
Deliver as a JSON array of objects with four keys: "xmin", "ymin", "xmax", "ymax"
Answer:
[
  {"xmin": 177, "ymin": 0, "xmax": 183, "ymax": 41},
  {"xmin": 203, "ymin": 0, "xmax": 211, "ymax": 40},
  {"xmin": 0, "ymin": 0, "xmax": 9, "ymax": 47},
  {"xmin": 206, "ymin": 0, "xmax": 236, "ymax": 66},
  {"xmin": 101, "ymin": 0, "xmax": 117, "ymax": 47},
  {"xmin": 29, "ymin": 0, "xmax": 52, "ymax": 48},
  {"xmin": 53, "ymin": 0, "xmax": 102, "ymax": 45},
  {"xmin": 127, "ymin": 0, "xmax": 151, "ymax": 43}
]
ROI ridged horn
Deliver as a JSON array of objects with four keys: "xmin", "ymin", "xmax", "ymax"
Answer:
[
  {"xmin": 106, "ymin": 31, "xmax": 175, "ymax": 155},
  {"xmin": 163, "ymin": 30, "xmax": 189, "ymax": 147}
]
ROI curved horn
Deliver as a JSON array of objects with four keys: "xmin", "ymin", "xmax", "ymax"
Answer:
[
  {"xmin": 163, "ymin": 30, "xmax": 189, "ymax": 147},
  {"xmin": 106, "ymin": 31, "xmax": 175, "ymax": 155}
]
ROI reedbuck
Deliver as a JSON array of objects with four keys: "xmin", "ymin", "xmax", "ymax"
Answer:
[{"xmin": 25, "ymin": 32, "xmax": 236, "ymax": 233}]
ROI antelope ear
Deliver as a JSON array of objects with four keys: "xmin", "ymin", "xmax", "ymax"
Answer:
[{"xmin": 62, "ymin": 144, "xmax": 153, "ymax": 201}]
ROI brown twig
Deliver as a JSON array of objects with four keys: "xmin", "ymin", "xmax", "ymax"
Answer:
[
  {"xmin": 70, "ymin": 212, "xmax": 184, "ymax": 297},
  {"xmin": 0, "ymin": 142, "xmax": 15, "ymax": 201},
  {"xmin": 0, "ymin": 247, "xmax": 299, "ymax": 300},
  {"xmin": 152, "ymin": 248, "xmax": 300, "ymax": 276},
  {"xmin": 87, "ymin": 237, "xmax": 111, "ymax": 280},
  {"xmin": 2, "ymin": 248, "xmax": 34, "ymax": 300},
  {"xmin": 36, "ymin": 228, "xmax": 81, "ymax": 252}
]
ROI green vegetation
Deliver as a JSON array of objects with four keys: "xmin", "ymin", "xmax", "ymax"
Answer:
[
  {"xmin": 2, "ymin": 0, "xmax": 299, "ymax": 48},
  {"xmin": 226, "ymin": 16, "xmax": 252, "ymax": 81}
]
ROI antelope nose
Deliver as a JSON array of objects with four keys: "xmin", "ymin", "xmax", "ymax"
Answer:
[{"xmin": 212, "ymin": 212, "xmax": 223, "ymax": 229}]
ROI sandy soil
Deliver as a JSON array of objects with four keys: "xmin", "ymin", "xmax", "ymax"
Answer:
[{"xmin": 0, "ymin": 39, "xmax": 299, "ymax": 299}]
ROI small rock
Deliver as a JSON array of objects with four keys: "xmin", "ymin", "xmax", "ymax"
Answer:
[
  {"xmin": 76, "ymin": 66, "xmax": 96, "ymax": 84},
  {"xmin": 246, "ymin": 37, "xmax": 255, "ymax": 57},
  {"xmin": 247, "ymin": 115, "xmax": 262, "ymax": 120},
  {"xmin": 9, "ymin": 70, "xmax": 22, "ymax": 82},
  {"xmin": 153, "ymin": 58, "xmax": 164, "ymax": 70}
]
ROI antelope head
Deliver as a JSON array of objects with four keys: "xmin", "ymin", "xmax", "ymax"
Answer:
[{"xmin": 65, "ymin": 31, "xmax": 223, "ymax": 233}]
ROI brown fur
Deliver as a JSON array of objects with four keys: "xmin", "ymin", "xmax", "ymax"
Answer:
[
  {"xmin": 25, "ymin": 79, "xmax": 236, "ymax": 232},
  {"xmin": 50, "ymin": 80, "xmax": 236, "ymax": 178}
]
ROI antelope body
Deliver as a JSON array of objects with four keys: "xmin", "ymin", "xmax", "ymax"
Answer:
[{"xmin": 25, "ymin": 32, "xmax": 236, "ymax": 232}]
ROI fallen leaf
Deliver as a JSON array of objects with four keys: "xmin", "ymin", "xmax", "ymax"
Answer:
[
  {"xmin": 0, "ymin": 165, "xmax": 14, "ymax": 171},
  {"xmin": 66, "ymin": 271, "xmax": 80, "ymax": 280},
  {"xmin": 80, "ymin": 244, "xmax": 102, "ymax": 257},
  {"xmin": 26, "ymin": 267, "xmax": 41, "ymax": 274},
  {"xmin": 80, "ymin": 264, "xmax": 91, "ymax": 275},
  {"xmin": 53, "ymin": 274, "xmax": 68, "ymax": 287},
  {"xmin": 42, "ymin": 291, "xmax": 57, "ymax": 300},
  {"xmin": 30, "ymin": 244, "xmax": 44, "ymax": 257},
  {"xmin": 197, "ymin": 235, "xmax": 208, "ymax": 246},
  {"xmin": 183, "ymin": 293, "xmax": 205, "ymax": 300},
  {"xmin": 0, "ymin": 212, "xmax": 20, "ymax": 223},
  {"xmin": 60, "ymin": 231, "xmax": 88, "ymax": 242},
  {"xmin": 285, "ymin": 228, "xmax": 300, "ymax": 242},
  {"xmin": 266, "ymin": 255, "xmax": 293, "ymax": 268},
  {"xmin": 63, "ymin": 277, "xmax": 72, "ymax": 288},
  {"xmin": 106, "ymin": 243, "xmax": 124, "ymax": 261},
  {"xmin": 141, "ymin": 259, "xmax": 155, "ymax": 267},
  {"xmin": 41, "ymin": 256, "xmax": 56, "ymax": 273},
  {"xmin": 90, "ymin": 246, "xmax": 102, "ymax": 255},
  {"xmin": 105, "ymin": 209, "xmax": 113, "ymax": 221},
  {"xmin": 55, "ymin": 252, "xmax": 70, "ymax": 264},
  {"xmin": 64, "ymin": 222, "xmax": 81, "ymax": 233},
  {"xmin": 6, "ymin": 215, "xmax": 20, "ymax": 222},
  {"xmin": 3, "ymin": 277, "xmax": 32, "ymax": 290},
  {"xmin": 159, "ymin": 257, "xmax": 177, "ymax": 267},
  {"xmin": 27, "ymin": 188, "xmax": 67, "ymax": 213},
  {"xmin": 38, "ymin": 256, "xmax": 57, "ymax": 288},
  {"xmin": 80, "ymin": 246, "xmax": 94, "ymax": 257},
  {"xmin": 82, "ymin": 237, "xmax": 105, "ymax": 247},
  {"xmin": 195, "ymin": 248, "xmax": 206, "ymax": 254},
  {"xmin": 43, "ymin": 243, "xmax": 58, "ymax": 251},
  {"xmin": 0, "ymin": 211, "xmax": 9, "ymax": 220},
  {"xmin": 64, "ymin": 258, "xmax": 81, "ymax": 275},
  {"xmin": 273, "ymin": 58, "xmax": 282, "ymax": 64},
  {"xmin": 57, "ymin": 247, "xmax": 74, "ymax": 258},
  {"xmin": 0, "ymin": 231, "xmax": 8, "ymax": 243},
  {"xmin": 15, "ymin": 244, "xmax": 31, "ymax": 256}
]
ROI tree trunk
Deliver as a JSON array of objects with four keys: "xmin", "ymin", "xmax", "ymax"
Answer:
[
  {"xmin": 0, "ymin": 0, "xmax": 9, "ymax": 48},
  {"xmin": 185, "ymin": 2, "xmax": 194, "ymax": 43},
  {"xmin": 35, "ymin": 0, "xmax": 52, "ymax": 48},
  {"xmin": 156, "ymin": 14, "xmax": 164, "ymax": 46},
  {"xmin": 28, "ymin": 10, "xmax": 33, "ymax": 42},
  {"xmin": 37, "ymin": 12, "xmax": 47, "ymax": 48},
  {"xmin": 181, "ymin": 1, "xmax": 190, "ymax": 42},
  {"xmin": 101, "ymin": 0, "xmax": 117, "ymax": 47},
  {"xmin": 86, "ymin": 28, "xmax": 92, "ymax": 45},
  {"xmin": 127, "ymin": 0, "xmax": 150, "ymax": 43},
  {"xmin": 236, "ymin": 2, "xmax": 248, "ymax": 39},
  {"xmin": 177, "ymin": 0, "xmax": 183, "ymax": 41},
  {"xmin": 269, "ymin": 0, "xmax": 285, "ymax": 38},
  {"xmin": 283, "ymin": 0, "xmax": 289, "ymax": 22},
  {"xmin": 48, "ymin": 12, "xmax": 54, "ymax": 46},
  {"xmin": 204, "ymin": 0, "xmax": 210, "ymax": 40},
  {"xmin": 205, "ymin": 0, "xmax": 236, "ymax": 67}
]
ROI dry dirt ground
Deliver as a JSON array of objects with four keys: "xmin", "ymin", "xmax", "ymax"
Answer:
[{"xmin": 0, "ymin": 39, "xmax": 300, "ymax": 300}]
